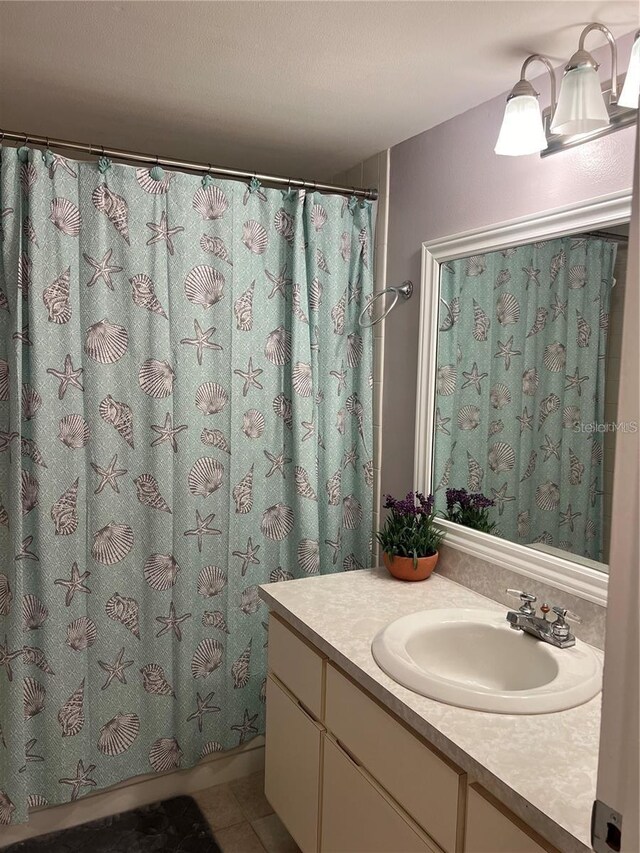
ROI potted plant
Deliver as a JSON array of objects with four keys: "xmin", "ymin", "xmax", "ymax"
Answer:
[
  {"xmin": 444, "ymin": 488, "xmax": 496, "ymax": 534},
  {"xmin": 376, "ymin": 491, "xmax": 445, "ymax": 581}
]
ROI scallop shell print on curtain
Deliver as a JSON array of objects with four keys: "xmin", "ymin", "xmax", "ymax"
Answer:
[
  {"xmin": 0, "ymin": 146, "xmax": 374, "ymax": 823},
  {"xmin": 433, "ymin": 236, "xmax": 616, "ymax": 562}
]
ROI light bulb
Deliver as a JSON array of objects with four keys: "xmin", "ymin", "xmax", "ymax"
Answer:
[
  {"xmin": 495, "ymin": 80, "xmax": 548, "ymax": 156},
  {"xmin": 551, "ymin": 58, "xmax": 609, "ymax": 135}
]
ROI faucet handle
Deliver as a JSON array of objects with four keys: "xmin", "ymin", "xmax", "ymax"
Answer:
[
  {"xmin": 506, "ymin": 589, "xmax": 537, "ymax": 615},
  {"xmin": 551, "ymin": 606, "xmax": 582, "ymax": 624},
  {"xmin": 550, "ymin": 606, "xmax": 581, "ymax": 642}
]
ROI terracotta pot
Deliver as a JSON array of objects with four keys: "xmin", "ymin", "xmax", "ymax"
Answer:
[{"xmin": 383, "ymin": 551, "xmax": 439, "ymax": 582}]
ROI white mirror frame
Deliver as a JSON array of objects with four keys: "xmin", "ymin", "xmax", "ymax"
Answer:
[{"xmin": 414, "ymin": 189, "xmax": 632, "ymax": 607}]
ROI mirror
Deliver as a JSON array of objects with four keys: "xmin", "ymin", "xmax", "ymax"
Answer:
[
  {"xmin": 415, "ymin": 194, "xmax": 634, "ymax": 603},
  {"xmin": 430, "ymin": 224, "xmax": 628, "ymax": 572}
]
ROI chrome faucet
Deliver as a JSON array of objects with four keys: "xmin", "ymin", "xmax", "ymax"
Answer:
[{"xmin": 505, "ymin": 589, "xmax": 581, "ymax": 649}]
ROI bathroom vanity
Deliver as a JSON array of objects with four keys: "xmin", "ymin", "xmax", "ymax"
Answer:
[{"xmin": 259, "ymin": 568, "xmax": 602, "ymax": 853}]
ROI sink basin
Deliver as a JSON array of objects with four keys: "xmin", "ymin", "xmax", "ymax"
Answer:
[{"xmin": 371, "ymin": 608, "xmax": 602, "ymax": 714}]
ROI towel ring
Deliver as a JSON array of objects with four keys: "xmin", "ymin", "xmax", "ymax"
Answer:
[{"xmin": 358, "ymin": 281, "xmax": 413, "ymax": 328}]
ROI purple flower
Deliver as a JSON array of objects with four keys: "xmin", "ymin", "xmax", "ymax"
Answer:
[
  {"xmin": 444, "ymin": 487, "xmax": 496, "ymax": 534},
  {"xmin": 385, "ymin": 490, "xmax": 436, "ymax": 519},
  {"xmin": 446, "ymin": 487, "xmax": 466, "ymax": 511},
  {"xmin": 471, "ymin": 493, "xmax": 495, "ymax": 509},
  {"xmin": 446, "ymin": 488, "xmax": 494, "ymax": 511}
]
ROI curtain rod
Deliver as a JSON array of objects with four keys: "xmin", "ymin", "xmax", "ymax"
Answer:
[
  {"xmin": 583, "ymin": 230, "xmax": 629, "ymax": 244},
  {"xmin": 0, "ymin": 128, "xmax": 378, "ymax": 201}
]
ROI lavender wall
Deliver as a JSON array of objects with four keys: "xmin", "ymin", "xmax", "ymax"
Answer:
[{"xmin": 383, "ymin": 31, "xmax": 638, "ymax": 501}]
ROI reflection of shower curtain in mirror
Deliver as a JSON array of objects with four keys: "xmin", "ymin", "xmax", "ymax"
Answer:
[{"xmin": 434, "ymin": 236, "xmax": 617, "ymax": 562}]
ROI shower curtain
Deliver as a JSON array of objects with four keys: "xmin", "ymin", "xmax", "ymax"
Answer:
[
  {"xmin": 0, "ymin": 145, "xmax": 373, "ymax": 824},
  {"xmin": 434, "ymin": 235, "xmax": 616, "ymax": 562}
]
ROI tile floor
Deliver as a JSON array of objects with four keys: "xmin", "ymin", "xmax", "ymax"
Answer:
[{"xmin": 193, "ymin": 771, "xmax": 300, "ymax": 853}]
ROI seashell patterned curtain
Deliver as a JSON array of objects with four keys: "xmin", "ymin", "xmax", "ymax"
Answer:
[
  {"xmin": 0, "ymin": 146, "xmax": 374, "ymax": 823},
  {"xmin": 433, "ymin": 235, "xmax": 617, "ymax": 562}
]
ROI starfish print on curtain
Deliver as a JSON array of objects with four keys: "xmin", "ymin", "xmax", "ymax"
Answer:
[{"xmin": 0, "ymin": 147, "xmax": 374, "ymax": 824}]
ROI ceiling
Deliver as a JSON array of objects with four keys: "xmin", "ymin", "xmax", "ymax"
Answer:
[{"xmin": 0, "ymin": 1, "xmax": 638, "ymax": 182}]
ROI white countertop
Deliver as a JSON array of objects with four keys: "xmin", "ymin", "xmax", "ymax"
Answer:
[{"xmin": 259, "ymin": 568, "xmax": 602, "ymax": 853}]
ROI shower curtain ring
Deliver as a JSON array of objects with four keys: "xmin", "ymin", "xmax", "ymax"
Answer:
[
  {"xmin": 101, "ymin": 146, "xmax": 105, "ymax": 157},
  {"xmin": 89, "ymin": 143, "xmax": 94, "ymax": 156}
]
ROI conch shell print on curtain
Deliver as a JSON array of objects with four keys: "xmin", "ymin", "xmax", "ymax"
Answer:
[{"xmin": 0, "ymin": 147, "xmax": 374, "ymax": 823}]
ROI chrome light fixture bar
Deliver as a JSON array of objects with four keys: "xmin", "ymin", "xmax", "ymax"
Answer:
[
  {"xmin": 496, "ymin": 22, "xmax": 639, "ymax": 158},
  {"xmin": 541, "ymin": 75, "xmax": 637, "ymax": 157}
]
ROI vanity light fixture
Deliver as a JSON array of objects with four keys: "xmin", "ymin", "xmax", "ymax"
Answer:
[
  {"xmin": 551, "ymin": 23, "xmax": 617, "ymax": 135},
  {"xmin": 494, "ymin": 55, "xmax": 556, "ymax": 156},
  {"xmin": 619, "ymin": 30, "xmax": 640, "ymax": 108},
  {"xmin": 495, "ymin": 22, "xmax": 639, "ymax": 157}
]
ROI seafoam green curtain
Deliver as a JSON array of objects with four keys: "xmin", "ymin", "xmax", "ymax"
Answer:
[
  {"xmin": 0, "ymin": 145, "xmax": 373, "ymax": 823},
  {"xmin": 434, "ymin": 235, "xmax": 616, "ymax": 562}
]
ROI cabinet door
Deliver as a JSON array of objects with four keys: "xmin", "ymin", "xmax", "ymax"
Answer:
[
  {"xmin": 321, "ymin": 736, "xmax": 440, "ymax": 853},
  {"xmin": 465, "ymin": 785, "xmax": 558, "ymax": 853},
  {"xmin": 265, "ymin": 674, "xmax": 323, "ymax": 853},
  {"xmin": 325, "ymin": 663, "xmax": 463, "ymax": 852}
]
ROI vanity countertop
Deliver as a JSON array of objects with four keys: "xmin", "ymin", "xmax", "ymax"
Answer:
[{"xmin": 258, "ymin": 567, "xmax": 602, "ymax": 853}]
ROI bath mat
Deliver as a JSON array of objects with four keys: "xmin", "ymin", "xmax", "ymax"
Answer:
[{"xmin": 4, "ymin": 795, "xmax": 221, "ymax": 853}]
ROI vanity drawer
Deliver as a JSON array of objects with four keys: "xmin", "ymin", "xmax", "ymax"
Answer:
[
  {"xmin": 465, "ymin": 785, "xmax": 558, "ymax": 853},
  {"xmin": 268, "ymin": 614, "xmax": 325, "ymax": 719},
  {"xmin": 321, "ymin": 734, "xmax": 440, "ymax": 853},
  {"xmin": 325, "ymin": 663, "xmax": 463, "ymax": 853}
]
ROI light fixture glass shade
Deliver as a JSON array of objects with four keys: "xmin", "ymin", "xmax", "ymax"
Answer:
[
  {"xmin": 494, "ymin": 95, "xmax": 548, "ymax": 155},
  {"xmin": 550, "ymin": 64, "xmax": 609, "ymax": 135},
  {"xmin": 619, "ymin": 36, "xmax": 640, "ymax": 109}
]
